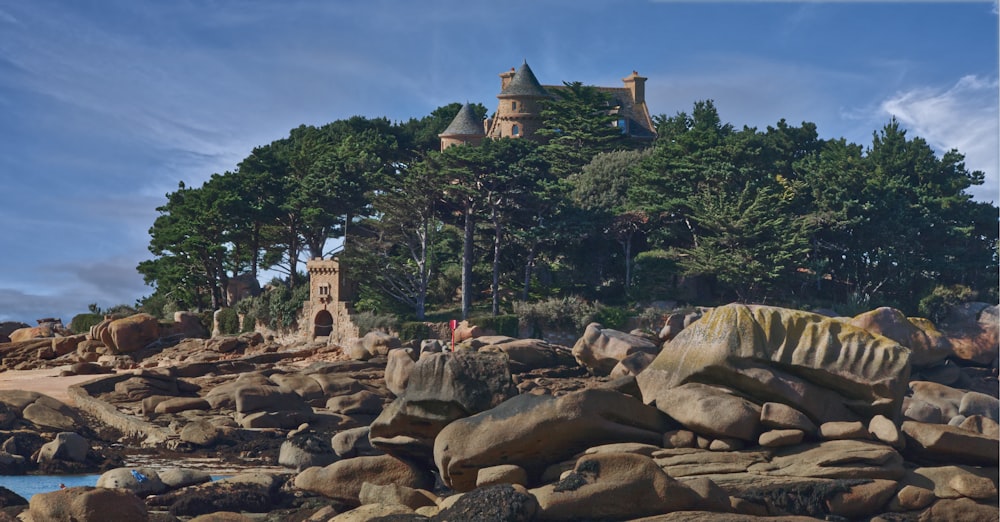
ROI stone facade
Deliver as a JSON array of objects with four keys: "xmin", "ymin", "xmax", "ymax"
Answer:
[
  {"xmin": 440, "ymin": 61, "xmax": 656, "ymax": 150},
  {"xmin": 301, "ymin": 258, "xmax": 359, "ymax": 341}
]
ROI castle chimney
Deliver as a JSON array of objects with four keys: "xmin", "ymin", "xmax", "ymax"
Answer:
[
  {"xmin": 499, "ymin": 67, "xmax": 516, "ymax": 91},
  {"xmin": 622, "ymin": 70, "xmax": 646, "ymax": 105}
]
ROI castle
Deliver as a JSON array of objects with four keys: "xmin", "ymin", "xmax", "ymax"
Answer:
[{"xmin": 439, "ymin": 61, "xmax": 656, "ymax": 150}]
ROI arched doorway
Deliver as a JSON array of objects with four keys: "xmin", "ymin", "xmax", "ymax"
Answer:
[{"xmin": 313, "ymin": 310, "xmax": 333, "ymax": 338}]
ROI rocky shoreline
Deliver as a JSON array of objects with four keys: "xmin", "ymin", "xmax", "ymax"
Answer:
[{"xmin": 0, "ymin": 303, "xmax": 997, "ymax": 521}]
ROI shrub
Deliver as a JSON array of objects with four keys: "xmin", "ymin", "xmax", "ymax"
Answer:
[
  {"xmin": 632, "ymin": 249, "xmax": 678, "ymax": 301},
  {"xmin": 216, "ymin": 308, "xmax": 240, "ymax": 335},
  {"xmin": 513, "ymin": 296, "xmax": 599, "ymax": 337},
  {"xmin": 69, "ymin": 313, "xmax": 104, "ymax": 334},
  {"xmin": 591, "ymin": 304, "xmax": 628, "ymax": 330},
  {"xmin": 236, "ymin": 282, "xmax": 309, "ymax": 331},
  {"xmin": 241, "ymin": 312, "xmax": 256, "ymax": 333},
  {"xmin": 399, "ymin": 321, "xmax": 431, "ymax": 341},
  {"xmin": 469, "ymin": 314, "xmax": 519, "ymax": 337},
  {"xmin": 919, "ymin": 284, "xmax": 977, "ymax": 325},
  {"xmin": 353, "ymin": 311, "xmax": 399, "ymax": 336}
]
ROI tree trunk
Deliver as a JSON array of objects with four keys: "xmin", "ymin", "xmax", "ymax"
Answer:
[
  {"xmin": 462, "ymin": 204, "xmax": 474, "ymax": 320},
  {"xmin": 623, "ymin": 232, "xmax": 633, "ymax": 290},
  {"xmin": 522, "ymin": 242, "xmax": 537, "ymax": 301},
  {"xmin": 491, "ymin": 208, "xmax": 502, "ymax": 317}
]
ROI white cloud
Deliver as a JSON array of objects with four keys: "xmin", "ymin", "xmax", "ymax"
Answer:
[{"xmin": 880, "ymin": 75, "xmax": 999, "ymax": 203}]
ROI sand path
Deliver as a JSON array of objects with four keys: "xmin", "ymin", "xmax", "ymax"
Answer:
[{"xmin": 0, "ymin": 368, "xmax": 109, "ymax": 406}]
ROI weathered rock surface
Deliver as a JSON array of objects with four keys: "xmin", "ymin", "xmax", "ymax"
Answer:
[
  {"xmin": 572, "ymin": 322, "xmax": 660, "ymax": 376},
  {"xmin": 434, "ymin": 388, "xmax": 671, "ymax": 491},
  {"xmin": 637, "ymin": 304, "xmax": 911, "ymax": 427},
  {"xmin": 27, "ymin": 486, "xmax": 148, "ymax": 521},
  {"xmin": 294, "ymin": 454, "xmax": 433, "ymax": 506},
  {"xmin": 370, "ymin": 351, "xmax": 516, "ymax": 463}
]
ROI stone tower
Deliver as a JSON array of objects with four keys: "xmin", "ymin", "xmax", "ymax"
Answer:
[
  {"xmin": 487, "ymin": 61, "xmax": 551, "ymax": 140},
  {"xmin": 439, "ymin": 103, "xmax": 487, "ymax": 151},
  {"xmin": 303, "ymin": 257, "xmax": 358, "ymax": 340}
]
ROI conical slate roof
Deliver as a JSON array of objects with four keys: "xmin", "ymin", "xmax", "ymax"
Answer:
[
  {"xmin": 499, "ymin": 61, "xmax": 549, "ymax": 97},
  {"xmin": 439, "ymin": 103, "xmax": 485, "ymax": 137}
]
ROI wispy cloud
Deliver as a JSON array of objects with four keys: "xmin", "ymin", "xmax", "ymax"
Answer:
[{"xmin": 880, "ymin": 75, "xmax": 999, "ymax": 202}]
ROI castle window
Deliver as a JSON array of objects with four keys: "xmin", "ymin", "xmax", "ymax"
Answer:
[
  {"xmin": 617, "ymin": 118, "xmax": 628, "ymax": 133},
  {"xmin": 511, "ymin": 101, "xmax": 517, "ymax": 111},
  {"xmin": 511, "ymin": 124, "xmax": 520, "ymax": 136},
  {"xmin": 319, "ymin": 284, "xmax": 330, "ymax": 296}
]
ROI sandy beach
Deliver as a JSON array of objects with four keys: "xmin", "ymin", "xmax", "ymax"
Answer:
[{"xmin": 0, "ymin": 368, "xmax": 108, "ymax": 406}]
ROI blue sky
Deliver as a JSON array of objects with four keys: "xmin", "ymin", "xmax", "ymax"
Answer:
[{"xmin": 0, "ymin": 0, "xmax": 997, "ymax": 324}]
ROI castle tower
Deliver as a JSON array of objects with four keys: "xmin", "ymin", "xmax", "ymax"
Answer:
[
  {"xmin": 439, "ymin": 103, "xmax": 487, "ymax": 151},
  {"xmin": 488, "ymin": 61, "xmax": 551, "ymax": 140},
  {"xmin": 304, "ymin": 257, "xmax": 358, "ymax": 340}
]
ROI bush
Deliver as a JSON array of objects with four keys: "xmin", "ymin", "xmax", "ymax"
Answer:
[
  {"xmin": 591, "ymin": 304, "xmax": 628, "ymax": 330},
  {"xmin": 241, "ymin": 312, "xmax": 256, "ymax": 333},
  {"xmin": 237, "ymin": 282, "xmax": 309, "ymax": 331},
  {"xmin": 469, "ymin": 314, "xmax": 519, "ymax": 337},
  {"xmin": 919, "ymin": 284, "xmax": 977, "ymax": 325},
  {"xmin": 353, "ymin": 311, "xmax": 399, "ymax": 336},
  {"xmin": 399, "ymin": 321, "xmax": 431, "ymax": 341},
  {"xmin": 513, "ymin": 296, "xmax": 599, "ymax": 337},
  {"xmin": 216, "ymin": 308, "xmax": 240, "ymax": 335},
  {"xmin": 632, "ymin": 249, "xmax": 679, "ymax": 301},
  {"xmin": 69, "ymin": 313, "xmax": 104, "ymax": 334}
]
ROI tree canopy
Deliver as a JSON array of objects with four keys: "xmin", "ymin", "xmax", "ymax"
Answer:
[{"xmin": 138, "ymin": 90, "xmax": 998, "ymax": 322}]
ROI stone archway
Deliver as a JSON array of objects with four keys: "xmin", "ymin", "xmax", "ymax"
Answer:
[{"xmin": 313, "ymin": 310, "xmax": 333, "ymax": 338}]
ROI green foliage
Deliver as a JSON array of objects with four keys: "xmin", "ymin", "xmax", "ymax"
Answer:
[
  {"xmin": 918, "ymin": 284, "xmax": 977, "ymax": 325},
  {"xmin": 632, "ymin": 250, "xmax": 679, "ymax": 301},
  {"xmin": 537, "ymin": 81, "xmax": 629, "ymax": 178},
  {"xmin": 69, "ymin": 313, "xmax": 104, "ymax": 334},
  {"xmin": 399, "ymin": 321, "xmax": 431, "ymax": 341},
  {"xmin": 216, "ymin": 308, "xmax": 240, "ymax": 335},
  {"xmin": 469, "ymin": 314, "xmax": 519, "ymax": 337},
  {"xmin": 238, "ymin": 282, "xmax": 309, "ymax": 331},
  {"xmin": 591, "ymin": 304, "xmax": 628, "ymax": 330},
  {"xmin": 241, "ymin": 312, "xmax": 256, "ymax": 333},
  {"xmin": 136, "ymin": 97, "xmax": 997, "ymax": 320},
  {"xmin": 352, "ymin": 311, "xmax": 399, "ymax": 336},
  {"xmin": 513, "ymin": 296, "xmax": 600, "ymax": 336}
]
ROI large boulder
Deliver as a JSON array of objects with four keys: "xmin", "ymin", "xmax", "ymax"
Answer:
[
  {"xmin": 433, "ymin": 483, "xmax": 538, "ymax": 521},
  {"xmin": 96, "ymin": 467, "xmax": 168, "ymax": 496},
  {"xmin": 293, "ymin": 454, "xmax": 433, "ymax": 506},
  {"xmin": 637, "ymin": 304, "xmax": 911, "ymax": 426},
  {"xmin": 531, "ymin": 452, "xmax": 700, "ymax": 520},
  {"xmin": 36, "ymin": 432, "xmax": 89, "ymax": 463},
  {"xmin": 572, "ymin": 323, "xmax": 660, "ymax": 376},
  {"xmin": 434, "ymin": 388, "xmax": 672, "ymax": 492},
  {"xmin": 943, "ymin": 303, "xmax": 999, "ymax": 365},
  {"xmin": 652, "ymin": 383, "xmax": 762, "ymax": 441},
  {"xmin": 234, "ymin": 385, "xmax": 310, "ymax": 414},
  {"xmin": 849, "ymin": 307, "xmax": 953, "ymax": 368},
  {"xmin": 278, "ymin": 431, "xmax": 337, "ymax": 472},
  {"xmin": 474, "ymin": 336, "xmax": 567, "ymax": 372},
  {"xmin": 362, "ymin": 330, "xmax": 401, "ymax": 358},
  {"xmin": 105, "ymin": 313, "xmax": 161, "ymax": 353},
  {"xmin": 748, "ymin": 440, "xmax": 906, "ymax": 480},
  {"xmin": 901, "ymin": 420, "xmax": 1000, "ymax": 465},
  {"xmin": 332, "ymin": 426, "xmax": 382, "ymax": 459},
  {"xmin": 369, "ymin": 351, "xmax": 516, "ymax": 463},
  {"xmin": 28, "ymin": 486, "xmax": 148, "ymax": 522},
  {"xmin": 0, "ymin": 390, "xmax": 83, "ymax": 432},
  {"xmin": 9, "ymin": 325, "xmax": 54, "ymax": 343}
]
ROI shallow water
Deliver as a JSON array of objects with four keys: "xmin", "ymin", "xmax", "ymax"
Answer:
[{"xmin": 0, "ymin": 474, "xmax": 100, "ymax": 500}]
